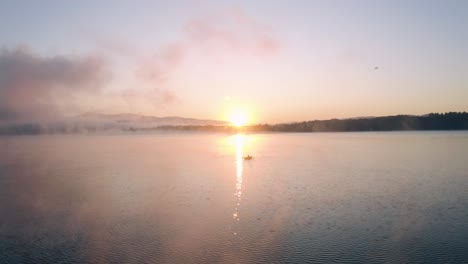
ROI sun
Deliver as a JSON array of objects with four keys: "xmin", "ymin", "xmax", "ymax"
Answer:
[{"xmin": 229, "ymin": 108, "xmax": 250, "ymax": 127}]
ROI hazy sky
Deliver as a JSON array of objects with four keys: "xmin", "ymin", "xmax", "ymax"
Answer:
[{"xmin": 1, "ymin": 0, "xmax": 467, "ymax": 123}]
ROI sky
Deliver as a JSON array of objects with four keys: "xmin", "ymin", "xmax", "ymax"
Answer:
[{"xmin": 0, "ymin": 0, "xmax": 467, "ymax": 123}]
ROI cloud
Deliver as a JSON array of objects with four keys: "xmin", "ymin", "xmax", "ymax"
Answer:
[
  {"xmin": 0, "ymin": 46, "xmax": 108, "ymax": 122},
  {"xmin": 136, "ymin": 42, "xmax": 186, "ymax": 83},
  {"xmin": 126, "ymin": 8, "xmax": 280, "ymax": 110},
  {"xmin": 119, "ymin": 87, "xmax": 177, "ymax": 113},
  {"xmin": 134, "ymin": 8, "xmax": 281, "ymax": 80},
  {"xmin": 0, "ymin": 8, "xmax": 281, "ymax": 122},
  {"xmin": 184, "ymin": 8, "xmax": 280, "ymax": 57},
  {"xmin": 124, "ymin": 8, "xmax": 282, "ymax": 113}
]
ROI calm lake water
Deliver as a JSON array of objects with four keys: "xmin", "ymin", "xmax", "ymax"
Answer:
[{"xmin": 1, "ymin": 132, "xmax": 468, "ymax": 263}]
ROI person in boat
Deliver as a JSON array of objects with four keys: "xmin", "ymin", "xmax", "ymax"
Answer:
[{"xmin": 243, "ymin": 155, "xmax": 253, "ymax": 160}]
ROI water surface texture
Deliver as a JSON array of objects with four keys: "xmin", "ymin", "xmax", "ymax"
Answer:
[{"xmin": 1, "ymin": 132, "xmax": 468, "ymax": 263}]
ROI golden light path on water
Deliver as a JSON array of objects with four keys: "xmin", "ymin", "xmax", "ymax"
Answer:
[{"xmin": 233, "ymin": 134, "xmax": 244, "ymax": 222}]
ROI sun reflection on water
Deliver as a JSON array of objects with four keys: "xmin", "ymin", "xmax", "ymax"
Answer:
[
  {"xmin": 233, "ymin": 134, "xmax": 244, "ymax": 221},
  {"xmin": 228, "ymin": 133, "xmax": 257, "ymax": 236}
]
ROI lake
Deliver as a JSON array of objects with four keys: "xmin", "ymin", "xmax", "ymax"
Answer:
[{"xmin": 1, "ymin": 132, "xmax": 468, "ymax": 263}]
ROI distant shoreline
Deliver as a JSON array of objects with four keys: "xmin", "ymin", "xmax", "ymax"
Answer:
[{"xmin": 1, "ymin": 112, "xmax": 467, "ymax": 135}]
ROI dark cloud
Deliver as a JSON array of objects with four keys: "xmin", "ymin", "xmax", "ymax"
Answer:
[{"xmin": 0, "ymin": 46, "xmax": 108, "ymax": 122}]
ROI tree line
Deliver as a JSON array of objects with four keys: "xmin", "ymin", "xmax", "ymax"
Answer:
[{"xmin": 252, "ymin": 112, "xmax": 468, "ymax": 132}]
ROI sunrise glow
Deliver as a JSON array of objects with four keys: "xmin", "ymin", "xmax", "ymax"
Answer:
[{"xmin": 229, "ymin": 108, "xmax": 250, "ymax": 127}]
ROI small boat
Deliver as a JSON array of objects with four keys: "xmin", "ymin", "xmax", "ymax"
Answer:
[{"xmin": 243, "ymin": 155, "xmax": 253, "ymax": 160}]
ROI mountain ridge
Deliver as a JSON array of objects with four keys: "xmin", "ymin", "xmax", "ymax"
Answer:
[{"xmin": 76, "ymin": 112, "xmax": 227, "ymax": 126}]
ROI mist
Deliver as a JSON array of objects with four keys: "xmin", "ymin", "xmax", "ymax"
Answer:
[{"xmin": 0, "ymin": 46, "xmax": 108, "ymax": 123}]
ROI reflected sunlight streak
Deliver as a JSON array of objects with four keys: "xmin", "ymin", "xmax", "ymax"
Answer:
[{"xmin": 233, "ymin": 134, "xmax": 244, "ymax": 222}]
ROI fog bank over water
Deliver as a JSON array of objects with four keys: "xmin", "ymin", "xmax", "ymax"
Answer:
[
  {"xmin": 0, "ymin": 112, "xmax": 227, "ymax": 135},
  {"xmin": 0, "ymin": 47, "xmax": 108, "ymax": 121}
]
